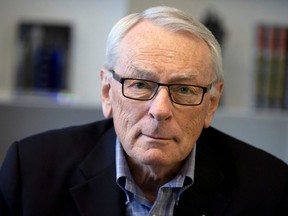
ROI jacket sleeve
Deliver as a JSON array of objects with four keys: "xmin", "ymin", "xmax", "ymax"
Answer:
[
  {"xmin": 0, "ymin": 142, "xmax": 22, "ymax": 215},
  {"xmin": 278, "ymin": 183, "xmax": 288, "ymax": 214}
]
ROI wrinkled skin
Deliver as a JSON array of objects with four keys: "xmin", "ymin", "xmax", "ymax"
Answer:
[{"xmin": 101, "ymin": 20, "xmax": 223, "ymax": 201}]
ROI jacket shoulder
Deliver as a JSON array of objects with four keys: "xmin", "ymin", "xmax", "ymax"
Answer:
[
  {"xmin": 20, "ymin": 118, "xmax": 114, "ymax": 147},
  {"xmin": 194, "ymin": 127, "xmax": 288, "ymax": 214},
  {"xmin": 202, "ymin": 127, "xmax": 287, "ymax": 163},
  {"xmin": 198, "ymin": 126, "xmax": 288, "ymax": 176},
  {"xmin": 6, "ymin": 118, "xmax": 115, "ymax": 171}
]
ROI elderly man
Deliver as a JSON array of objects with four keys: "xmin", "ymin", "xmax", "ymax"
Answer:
[{"xmin": 1, "ymin": 6, "xmax": 288, "ymax": 216}]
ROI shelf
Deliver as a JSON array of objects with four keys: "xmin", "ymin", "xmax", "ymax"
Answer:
[{"xmin": 213, "ymin": 107, "xmax": 288, "ymax": 164}]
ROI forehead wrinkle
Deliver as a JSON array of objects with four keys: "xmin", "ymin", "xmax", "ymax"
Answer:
[
  {"xmin": 125, "ymin": 66, "xmax": 158, "ymax": 80},
  {"xmin": 124, "ymin": 64, "xmax": 200, "ymax": 83},
  {"xmin": 138, "ymin": 47, "xmax": 190, "ymax": 65},
  {"xmin": 117, "ymin": 25, "xmax": 209, "ymax": 81},
  {"xmin": 123, "ymin": 51, "xmax": 199, "ymax": 77},
  {"xmin": 169, "ymin": 72, "xmax": 200, "ymax": 81}
]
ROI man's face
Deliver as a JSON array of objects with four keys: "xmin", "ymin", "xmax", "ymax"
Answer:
[{"xmin": 101, "ymin": 20, "xmax": 223, "ymax": 168}]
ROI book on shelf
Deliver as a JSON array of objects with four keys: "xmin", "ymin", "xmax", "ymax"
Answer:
[
  {"xmin": 15, "ymin": 22, "xmax": 71, "ymax": 95},
  {"xmin": 255, "ymin": 24, "xmax": 288, "ymax": 110}
]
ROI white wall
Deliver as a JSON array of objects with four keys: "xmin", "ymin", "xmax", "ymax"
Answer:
[
  {"xmin": 1, "ymin": 102, "xmax": 287, "ymax": 165},
  {"xmin": 213, "ymin": 109, "xmax": 288, "ymax": 163},
  {"xmin": 0, "ymin": 0, "xmax": 128, "ymax": 106},
  {"xmin": 1, "ymin": 0, "xmax": 288, "ymax": 108},
  {"xmin": 129, "ymin": 0, "xmax": 288, "ymax": 163},
  {"xmin": 129, "ymin": 0, "xmax": 288, "ymax": 108},
  {"xmin": 1, "ymin": 0, "xmax": 288, "ymax": 165}
]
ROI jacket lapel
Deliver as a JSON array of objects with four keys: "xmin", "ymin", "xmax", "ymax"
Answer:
[
  {"xmin": 191, "ymin": 144, "xmax": 231, "ymax": 216},
  {"xmin": 69, "ymin": 124, "xmax": 231, "ymax": 216},
  {"xmin": 70, "ymin": 127, "xmax": 126, "ymax": 216},
  {"xmin": 175, "ymin": 130, "xmax": 231, "ymax": 215}
]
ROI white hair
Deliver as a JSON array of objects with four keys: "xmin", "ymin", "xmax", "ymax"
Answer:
[{"xmin": 104, "ymin": 6, "xmax": 224, "ymax": 82}]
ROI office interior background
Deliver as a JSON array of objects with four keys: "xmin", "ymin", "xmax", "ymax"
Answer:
[{"xmin": 0, "ymin": 0, "xmax": 288, "ymax": 165}]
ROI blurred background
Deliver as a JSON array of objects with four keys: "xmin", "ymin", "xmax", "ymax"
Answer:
[{"xmin": 1, "ymin": 0, "xmax": 288, "ymax": 165}]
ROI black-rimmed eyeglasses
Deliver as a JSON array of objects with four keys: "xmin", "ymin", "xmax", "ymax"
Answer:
[{"xmin": 110, "ymin": 70, "xmax": 213, "ymax": 106}]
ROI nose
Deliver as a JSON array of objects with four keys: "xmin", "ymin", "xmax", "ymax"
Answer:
[{"xmin": 148, "ymin": 87, "xmax": 173, "ymax": 121}]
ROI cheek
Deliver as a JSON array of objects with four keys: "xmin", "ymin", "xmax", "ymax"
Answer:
[
  {"xmin": 112, "ymin": 99, "xmax": 131, "ymax": 135},
  {"xmin": 111, "ymin": 91, "xmax": 144, "ymax": 144},
  {"xmin": 111, "ymin": 86, "xmax": 130, "ymax": 121},
  {"xmin": 179, "ymin": 107, "xmax": 208, "ymax": 142}
]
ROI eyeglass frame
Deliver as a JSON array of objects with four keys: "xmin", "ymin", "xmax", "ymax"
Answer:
[{"xmin": 109, "ymin": 69, "xmax": 213, "ymax": 106}]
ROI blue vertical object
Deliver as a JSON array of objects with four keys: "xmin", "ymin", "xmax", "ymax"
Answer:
[
  {"xmin": 16, "ymin": 23, "xmax": 71, "ymax": 94},
  {"xmin": 33, "ymin": 45, "xmax": 64, "ymax": 91},
  {"xmin": 50, "ymin": 47, "xmax": 64, "ymax": 90}
]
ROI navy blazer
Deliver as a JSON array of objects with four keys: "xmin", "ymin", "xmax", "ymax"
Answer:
[{"xmin": 0, "ymin": 119, "xmax": 288, "ymax": 215}]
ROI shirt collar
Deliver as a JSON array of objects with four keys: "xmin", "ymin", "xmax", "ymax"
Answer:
[
  {"xmin": 116, "ymin": 137, "xmax": 134, "ymax": 183},
  {"xmin": 115, "ymin": 137, "xmax": 196, "ymax": 189}
]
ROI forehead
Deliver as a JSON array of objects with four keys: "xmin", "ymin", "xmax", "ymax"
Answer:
[{"xmin": 116, "ymin": 20, "xmax": 213, "ymax": 80}]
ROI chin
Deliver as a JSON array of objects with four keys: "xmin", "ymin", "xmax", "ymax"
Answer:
[{"xmin": 140, "ymin": 150, "xmax": 173, "ymax": 167}]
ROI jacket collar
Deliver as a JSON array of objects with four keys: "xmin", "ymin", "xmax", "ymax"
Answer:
[
  {"xmin": 70, "ymin": 124, "xmax": 230, "ymax": 216},
  {"xmin": 175, "ymin": 127, "xmax": 231, "ymax": 215},
  {"xmin": 194, "ymin": 139, "xmax": 230, "ymax": 215},
  {"xmin": 70, "ymin": 126, "xmax": 126, "ymax": 216}
]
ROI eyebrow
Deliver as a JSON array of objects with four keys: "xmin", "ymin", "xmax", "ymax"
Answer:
[
  {"xmin": 169, "ymin": 73, "xmax": 199, "ymax": 82},
  {"xmin": 126, "ymin": 67, "xmax": 157, "ymax": 80},
  {"xmin": 127, "ymin": 66, "xmax": 199, "ymax": 82}
]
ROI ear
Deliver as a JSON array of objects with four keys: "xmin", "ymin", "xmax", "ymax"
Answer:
[
  {"xmin": 204, "ymin": 81, "xmax": 224, "ymax": 128},
  {"xmin": 100, "ymin": 69, "xmax": 113, "ymax": 118}
]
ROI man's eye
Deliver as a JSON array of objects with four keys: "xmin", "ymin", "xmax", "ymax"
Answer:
[
  {"xmin": 173, "ymin": 85, "xmax": 199, "ymax": 95},
  {"xmin": 179, "ymin": 87, "xmax": 190, "ymax": 94},
  {"xmin": 134, "ymin": 82, "xmax": 146, "ymax": 89},
  {"xmin": 178, "ymin": 86, "xmax": 195, "ymax": 94},
  {"xmin": 128, "ymin": 80, "xmax": 154, "ymax": 90}
]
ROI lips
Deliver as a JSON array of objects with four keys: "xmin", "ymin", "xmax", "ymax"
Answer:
[
  {"xmin": 143, "ymin": 134, "xmax": 170, "ymax": 140},
  {"xmin": 138, "ymin": 123, "xmax": 180, "ymax": 143},
  {"xmin": 140, "ymin": 130, "xmax": 178, "ymax": 143}
]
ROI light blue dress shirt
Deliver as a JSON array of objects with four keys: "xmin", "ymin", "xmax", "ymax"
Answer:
[{"xmin": 115, "ymin": 138, "xmax": 196, "ymax": 216}]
